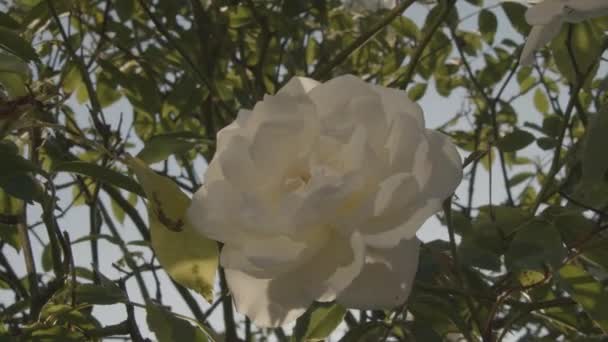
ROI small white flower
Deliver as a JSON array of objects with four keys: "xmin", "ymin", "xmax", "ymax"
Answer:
[
  {"xmin": 519, "ymin": 0, "xmax": 608, "ymax": 65},
  {"xmin": 343, "ymin": 0, "xmax": 396, "ymax": 11},
  {"xmin": 188, "ymin": 75, "xmax": 462, "ymax": 327}
]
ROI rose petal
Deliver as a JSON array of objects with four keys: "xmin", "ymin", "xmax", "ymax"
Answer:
[
  {"xmin": 414, "ymin": 130, "xmax": 462, "ymax": 201},
  {"xmin": 216, "ymin": 109, "xmax": 251, "ymax": 154},
  {"xmin": 337, "ymin": 238, "xmax": 420, "ymax": 309},
  {"xmin": 246, "ymin": 90, "xmax": 319, "ymax": 139},
  {"xmin": 189, "ymin": 179, "xmax": 287, "ymax": 241},
  {"xmin": 565, "ymin": 0, "xmax": 608, "ymax": 22},
  {"xmin": 318, "ymin": 95, "xmax": 389, "ymax": 156},
  {"xmin": 373, "ymin": 173, "xmax": 419, "ymax": 217},
  {"xmin": 363, "ymin": 199, "xmax": 443, "ymax": 248},
  {"xmin": 519, "ymin": 18, "xmax": 563, "ymax": 66},
  {"xmin": 309, "ymin": 75, "xmax": 375, "ymax": 121},
  {"xmin": 213, "ymin": 135, "xmax": 268, "ymax": 192},
  {"xmin": 372, "ymin": 85, "xmax": 425, "ymax": 128},
  {"xmin": 226, "ymin": 231, "xmax": 365, "ymax": 327},
  {"xmin": 225, "ymin": 269, "xmax": 308, "ymax": 328},
  {"xmin": 249, "ymin": 118, "xmax": 315, "ymax": 182},
  {"xmin": 384, "ymin": 111, "xmax": 426, "ymax": 172},
  {"xmin": 278, "ymin": 76, "xmax": 320, "ymax": 96},
  {"xmin": 525, "ymin": 1, "xmax": 566, "ymax": 25},
  {"xmin": 187, "ymin": 180, "xmax": 245, "ymax": 244},
  {"xmin": 220, "ymin": 234, "xmax": 322, "ymax": 278},
  {"xmin": 285, "ymin": 126, "xmax": 378, "ymax": 228}
]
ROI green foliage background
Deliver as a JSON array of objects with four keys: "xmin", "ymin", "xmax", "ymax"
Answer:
[{"xmin": 0, "ymin": 0, "xmax": 608, "ymax": 341}]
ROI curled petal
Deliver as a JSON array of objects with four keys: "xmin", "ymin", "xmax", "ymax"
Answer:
[
  {"xmin": 519, "ymin": 18, "xmax": 563, "ymax": 66},
  {"xmin": 337, "ymin": 238, "xmax": 419, "ymax": 309},
  {"xmin": 226, "ymin": 231, "xmax": 365, "ymax": 327}
]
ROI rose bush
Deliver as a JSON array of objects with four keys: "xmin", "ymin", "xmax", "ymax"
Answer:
[{"xmin": 187, "ymin": 75, "xmax": 463, "ymax": 327}]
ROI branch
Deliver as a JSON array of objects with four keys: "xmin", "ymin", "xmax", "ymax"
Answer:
[
  {"xmin": 390, "ymin": 0, "xmax": 456, "ymax": 88},
  {"xmin": 311, "ymin": 0, "xmax": 417, "ymax": 80}
]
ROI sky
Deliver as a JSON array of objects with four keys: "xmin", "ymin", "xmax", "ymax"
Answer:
[{"xmin": 0, "ymin": 1, "xmax": 548, "ymax": 340}]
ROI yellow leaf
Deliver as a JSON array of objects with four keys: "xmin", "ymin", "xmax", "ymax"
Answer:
[{"xmin": 126, "ymin": 157, "xmax": 218, "ymax": 302}]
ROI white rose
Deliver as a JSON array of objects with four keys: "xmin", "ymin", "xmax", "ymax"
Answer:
[
  {"xmin": 518, "ymin": 0, "xmax": 608, "ymax": 65},
  {"xmin": 343, "ymin": 0, "xmax": 396, "ymax": 11},
  {"xmin": 187, "ymin": 75, "xmax": 462, "ymax": 327}
]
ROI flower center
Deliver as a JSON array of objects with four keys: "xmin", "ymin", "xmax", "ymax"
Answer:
[{"xmin": 282, "ymin": 170, "xmax": 311, "ymax": 192}]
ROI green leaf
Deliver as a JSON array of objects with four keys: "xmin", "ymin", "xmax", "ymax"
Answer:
[
  {"xmin": 146, "ymin": 300, "xmax": 209, "ymax": 342},
  {"xmin": 0, "ymin": 71, "xmax": 26, "ymax": 97},
  {"xmin": 0, "ymin": 224, "xmax": 19, "ymax": 251},
  {"xmin": 537, "ymin": 137, "xmax": 557, "ymax": 150},
  {"xmin": 559, "ymin": 264, "xmax": 608, "ymax": 333},
  {"xmin": 501, "ymin": 2, "xmax": 529, "ymax": 36},
  {"xmin": 550, "ymin": 22, "xmax": 602, "ymax": 86},
  {"xmin": 0, "ymin": 143, "xmax": 45, "ymax": 202},
  {"xmin": 582, "ymin": 108, "xmax": 608, "ymax": 182},
  {"xmin": 305, "ymin": 37, "xmax": 319, "ymax": 67},
  {"xmin": 97, "ymin": 75, "xmax": 122, "ymax": 108},
  {"xmin": 505, "ymin": 219, "xmax": 566, "ymax": 278},
  {"xmin": 0, "ymin": 13, "xmax": 20, "ymax": 30},
  {"xmin": 0, "ymin": 52, "xmax": 29, "ymax": 97},
  {"xmin": 115, "ymin": 0, "xmax": 135, "ymax": 21},
  {"xmin": 338, "ymin": 322, "xmax": 385, "ymax": 342},
  {"xmin": 0, "ymin": 173, "xmax": 44, "ymax": 202},
  {"xmin": 392, "ymin": 17, "xmax": 419, "ymax": 41},
  {"xmin": 41, "ymin": 243, "xmax": 52, "ymax": 272},
  {"xmin": 293, "ymin": 302, "xmax": 346, "ymax": 342},
  {"xmin": 56, "ymin": 272, "xmax": 129, "ymax": 306},
  {"xmin": 228, "ymin": 6, "xmax": 253, "ymax": 28},
  {"xmin": 407, "ymin": 83, "xmax": 427, "ymax": 101},
  {"xmin": 28, "ymin": 326, "xmax": 85, "ymax": 341},
  {"xmin": 0, "ymin": 144, "xmax": 44, "ymax": 178},
  {"xmin": 111, "ymin": 196, "xmax": 126, "ymax": 224},
  {"xmin": 497, "ymin": 129, "xmax": 535, "ymax": 152},
  {"xmin": 127, "ymin": 157, "xmax": 218, "ymax": 302},
  {"xmin": 62, "ymin": 63, "xmax": 82, "ymax": 94},
  {"xmin": 0, "ymin": 27, "xmax": 38, "ymax": 62},
  {"xmin": 53, "ymin": 161, "xmax": 145, "ymax": 197},
  {"xmin": 543, "ymin": 116, "xmax": 564, "ymax": 136},
  {"xmin": 508, "ymin": 172, "xmax": 534, "ymax": 187},
  {"xmin": 459, "ymin": 219, "xmax": 503, "ymax": 271},
  {"xmin": 478, "ymin": 10, "xmax": 497, "ymax": 44},
  {"xmin": 136, "ymin": 133, "xmax": 200, "ymax": 165},
  {"xmin": 39, "ymin": 304, "xmax": 100, "ymax": 332},
  {"xmin": 533, "ymin": 89, "xmax": 549, "ymax": 114}
]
